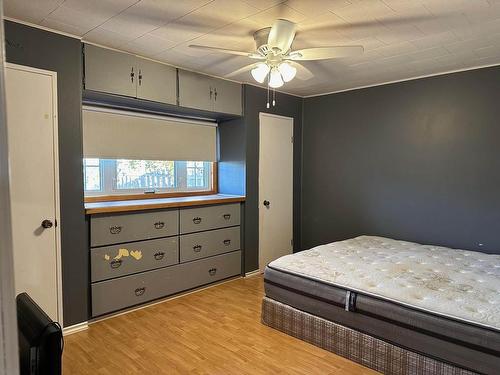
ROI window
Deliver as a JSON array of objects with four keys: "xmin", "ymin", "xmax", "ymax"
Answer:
[{"xmin": 84, "ymin": 159, "xmax": 213, "ymax": 197}]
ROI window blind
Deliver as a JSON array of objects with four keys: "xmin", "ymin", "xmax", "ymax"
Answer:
[{"xmin": 82, "ymin": 107, "xmax": 217, "ymax": 161}]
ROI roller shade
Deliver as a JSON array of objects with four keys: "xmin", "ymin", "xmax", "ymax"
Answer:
[{"xmin": 83, "ymin": 107, "xmax": 217, "ymax": 161}]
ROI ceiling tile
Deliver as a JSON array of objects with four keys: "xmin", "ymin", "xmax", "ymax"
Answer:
[
  {"xmin": 4, "ymin": 0, "xmax": 65, "ymax": 23},
  {"xmin": 84, "ymin": 27, "xmax": 137, "ymax": 49},
  {"xmin": 121, "ymin": 33, "xmax": 177, "ymax": 56},
  {"xmin": 248, "ymin": 4, "xmax": 308, "ymax": 27},
  {"xmin": 40, "ymin": 4, "xmax": 109, "ymax": 35},
  {"xmin": 287, "ymin": 0, "xmax": 349, "ymax": 18}
]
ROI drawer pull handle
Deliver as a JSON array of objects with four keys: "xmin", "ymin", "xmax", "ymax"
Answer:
[
  {"xmin": 135, "ymin": 287, "xmax": 146, "ymax": 296},
  {"xmin": 154, "ymin": 251, "xmax": 165, "ymax": 260},
  {"xmin": 110, "ymin": 259, "xmax": 122, "ymax": 269},
  {"xmin": 109, "ymin": 226, "xmax": 122, "ymax": 235},
  {"xmin": 223, "ymin": 214, "xmax": 231, "ymax": 220},
  {"xmin": 154, "ymin": 221, "xmax": 165, "ymax": 229},
  {"xmin": 208, "ymin": 268, "xmax": 217, "ymax": 276},
  {"xmin": 193, "ymin": 245, "xmax": 202, "ymax": 253},
  {"xmin": 223, "ymin": 239, "xmax": 231, "ymax": 246},
  {"xmin": 193, "ymin": 217, "xmax": 202, "ymax": 224}
]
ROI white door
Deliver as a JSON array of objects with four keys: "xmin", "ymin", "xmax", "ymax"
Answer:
[
  {"xmin": 5, "ymin": 64, "xmax": 62, "ymax": 322},
  {"xmin": 259, "ymin": 113, "xmax": 293, "ymax": 271}
]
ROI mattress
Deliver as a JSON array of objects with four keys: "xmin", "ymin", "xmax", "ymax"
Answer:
[{"xmin": 264, "ymin": 236, "xmax": 500, "ymax": 374}]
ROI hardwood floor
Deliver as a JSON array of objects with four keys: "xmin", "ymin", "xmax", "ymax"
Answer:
[{"xmin": 63, "ymin": 275, "xmax": 377, "ymax": 374}]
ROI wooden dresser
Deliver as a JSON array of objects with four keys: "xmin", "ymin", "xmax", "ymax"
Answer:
[{"xmin": 87, "ymin": 198, "xmax": 243, "ymax": 317}]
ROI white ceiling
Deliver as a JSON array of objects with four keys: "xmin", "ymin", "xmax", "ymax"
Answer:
[{"xmin": 5, "ymin": 0, "xmax": 500, "ymax": 96}]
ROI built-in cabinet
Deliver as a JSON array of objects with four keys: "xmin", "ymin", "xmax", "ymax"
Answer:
[
  {"xmin": 89, "ymin": 203, "xmax": 242, "ymax": 317},
  {"xmin": 178, "ymin": 70, "xmax": 242, "ymax": 115},
  {"xmin": 83, "ymin": 44, "xmax": 242, "ymax": 115},
  {"xmin": 84, "ymin": 44, "xmax": 177, "ymax": 105}
]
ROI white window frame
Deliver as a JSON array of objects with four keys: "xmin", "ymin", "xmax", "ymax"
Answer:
[{"xmin": 84, "ymin": 159, "xmax": 213, "ymax": 197}]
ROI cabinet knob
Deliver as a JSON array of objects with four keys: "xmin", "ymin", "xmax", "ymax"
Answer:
[
  {"xmin": 154, "ymin": 252, "xmax": 165, "ymax": 260},
  {"xmin": 109, "ymin": 225, "xmax": 122, "ymax": 234},
  {"xmin": 223, "ymin": 239, "xmax": 231, "ymax": 246},
  {"xmin": 208, "ymin": 268, "xmax": 217, "ymax": 276},
  {"xmin": 154, "ymin": 221, "xmax": 165, "ymax": 229},
  {"xmin": 193, "ymin": 217, "xmax": 202, "ymax": 224},
  {"xmin": 110, "ymin": 259, "xmax": 122, "ymax": 269},
  {"xmin": 263, "ymin": 200, "xmax": 270, "ymax": 208},
  {"xmin": 193, "ymin": 245, "xmax": 202, "ymax": 253},
  {"xmin": 223, "ymin": 214, "xmax": 231, "ymax": 220},
  {"xmin": 134, "ymin": 287, "xmax": 146, "ymax": 296}
]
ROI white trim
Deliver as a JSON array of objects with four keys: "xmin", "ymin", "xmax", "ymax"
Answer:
[
  {"xmin": 304, "ymin": 62, "xmax": 500, "ymax": 98},
  {"xmin": 62, "ymin": 322, "xmax": 88, "ymax": 336},
  {"xmin": 3, "ymin": 16, "xmax": 82, "ymax": 40},
  {"xmin": 82, "ymin": 105, "xmax": 217, "ymax": 127},
  {"xmin": 6, "ymin": 63, "xmax": 64, "ymax": 327},
  {"xmin": 259, "ymin": 112, "xmax": 296, "ymax": 121},
  {"xmin": 245, "ymin": 269, "xmax": 262, "ymax": 277},
  {"xmin": 90, "ymin": 276, "xmax": 242, "ymax": 325}
]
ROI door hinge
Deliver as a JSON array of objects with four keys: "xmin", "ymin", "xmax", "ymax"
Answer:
[
  {"xmin": 291, "ymin": 136, "xmax": 294, "ymax": 144},
  {"xmin": 291, "ymin": 239, "xmax": 294, "ymax": 247}
]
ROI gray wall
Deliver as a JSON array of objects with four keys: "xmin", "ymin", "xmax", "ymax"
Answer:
[
  {"xmin": 302, "ymin": 65, "xmax": 500, "ymax": 254},
  {"xmin": 220, "ymin": 84, "xmax": 303, "ymax": 272},
  {"xmin": 5, "ymin": 21, "xmax": 88, "ymax": 325}
]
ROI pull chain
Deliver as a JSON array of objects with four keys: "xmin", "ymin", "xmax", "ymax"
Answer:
[
  {"xmin": 266, "ymin": 72, "xmax": 270, "ymax": 109},
  {"xmin": 272, "ymin": 88, "xmax": 276, "ymax": 107}
]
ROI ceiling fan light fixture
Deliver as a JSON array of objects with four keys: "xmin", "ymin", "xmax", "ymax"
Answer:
[
  {"xmin": 251, "ymin": 63, "xmax": 270, "ymax": 83},
  {"xmin": 278, "ymin": 62, "xmax": 296, "ymax": 82},
  {"xmin": 269, "ymin": 68, "xmax": 284, "ymax": 88}
]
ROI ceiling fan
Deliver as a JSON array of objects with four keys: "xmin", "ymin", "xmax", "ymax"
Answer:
[{"xmin": 189, "ymin": 19, "xmax": 364, "ymax": 91}]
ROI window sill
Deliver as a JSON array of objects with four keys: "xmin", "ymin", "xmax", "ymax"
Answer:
[{"xmin": 84, "ymin": 194, "xmax": 245, "ymax": 215}]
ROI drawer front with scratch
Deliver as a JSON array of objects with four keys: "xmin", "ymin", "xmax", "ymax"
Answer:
[{"xmin": 91, "ymin": 237, "xmax": 179, "ymax": 282}]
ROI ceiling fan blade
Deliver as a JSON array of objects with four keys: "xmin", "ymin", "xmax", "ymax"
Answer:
[
  {"xmin": 292, "ymin": 62, "xmax": 313, "ymax": 80},
  {"xmin": 289, "ymin": 46, "xmax": 364, "ymax": 61},
  {"xmin": 267, "ymin": 19, "xmax": 296, "ymax": 53},
  {"xmin": 188, "ymin": 45, "xmax": 263, "ymax": 58},
  {"xmin": 225, "ymin": 63, "xmax": 260, "ymax": 78}
]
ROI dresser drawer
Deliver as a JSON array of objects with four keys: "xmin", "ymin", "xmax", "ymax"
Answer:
[
  {"xmin": 91, "ymin": 250, "xmax": 241, "ymax": 317},
  {"xmin": 91, "ymin": 209, "xmax": 179, "ymax": 246},
  {"xmin": 180, "ymin": 227, "xmax": 240, "ymax": 263},
  {"xmin": 91, "ymin": 237, "xmax": 179, "ymax": 282},
  {"xmin": 180, "ymin": 203, "xmax": 240, "ymax": 234}
]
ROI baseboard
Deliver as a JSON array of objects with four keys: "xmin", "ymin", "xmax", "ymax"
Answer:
[
  {"xmin": 245, "ymin": 269, "xmax": 262, "ymax": 277},
  {"xmin": 63, "ymin": 321, "xmax": 88, "ymax": 336}
]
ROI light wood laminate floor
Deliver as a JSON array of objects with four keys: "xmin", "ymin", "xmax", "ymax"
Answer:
[{"xmin": 63, "ymin": 275, "xmax": 377, "ymax": 374}]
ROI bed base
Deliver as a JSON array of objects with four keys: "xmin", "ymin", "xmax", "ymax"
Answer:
[{"xmin": 261, "ymin": 297, "xmax": 478, "ymax": 375}]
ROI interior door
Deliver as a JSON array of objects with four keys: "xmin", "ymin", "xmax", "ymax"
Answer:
[
  {"xmin": 5, "ymin": 64, "xmax": 61, "ymax": 322},
  {"xmin": 259, "ymin": 113, "xmax": 293, "ymax": 271}
]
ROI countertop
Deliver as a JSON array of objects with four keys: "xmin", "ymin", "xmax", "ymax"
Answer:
[{"xmin": 85, "ymin": 194, "xmax": 245, "ymax": 214}]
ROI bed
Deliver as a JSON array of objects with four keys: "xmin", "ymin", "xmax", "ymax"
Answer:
[{"xmin": 261, "ymin": 236, "xmax": 500, "ymax": 374}]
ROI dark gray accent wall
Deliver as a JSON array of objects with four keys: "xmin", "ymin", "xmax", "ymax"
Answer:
[
  {"xmin": 302, "ymin": 65, "xmax": 500, "ymax": 254},
  {"xmin": 5, "ymin": 21, "xmax": 88, "ymax": 325},
  {"xmin": 219, "ymin": 85, "xmax": 303, "ymax": 272}
]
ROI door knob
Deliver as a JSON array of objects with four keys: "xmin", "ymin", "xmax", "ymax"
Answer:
[
  {"xmin": 263, "ymin": 200, "xmax": 270, "ymax": 208},
  {"xmin": 41, "ymin": 219, "xmax": 53, "ymax": 229}
]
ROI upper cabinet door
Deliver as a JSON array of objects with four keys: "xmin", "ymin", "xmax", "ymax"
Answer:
[
  {"xmin": 212, "ymin": 78, "xmax": 243, "ymax": 115},
  {"xmin": 136, "ymin": 58, "xmax": 177, "ymax": 105},
  {"xmin": 84, "ymin": 44, "xmax": 136, "ymax": 97},
  {"xmin": 178, "ymin": 70, "xmax": 213, "ymax": 112}
]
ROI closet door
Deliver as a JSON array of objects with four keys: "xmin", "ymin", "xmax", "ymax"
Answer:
[
  {"xmin": 84, "ymin": 44, "xmax": 136, "ymax": 97},
  {"xmin": 6, "ymin": 64, "xmax": 62, "ymax": 322},
  {"xmin": 178, "ymin": 69, "xmax": 213, "ymax": 112},
  {"xmin": 136, "ymin": 58, "xmax": 177, "ymax": 105}
]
